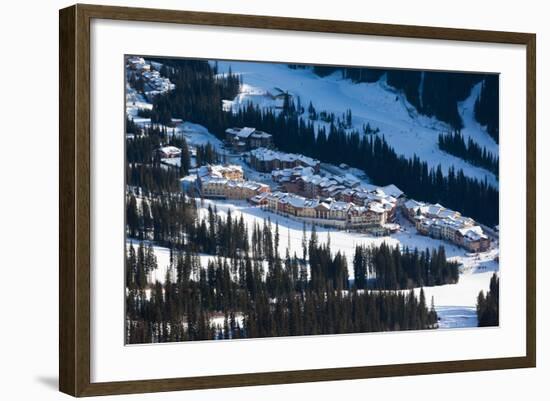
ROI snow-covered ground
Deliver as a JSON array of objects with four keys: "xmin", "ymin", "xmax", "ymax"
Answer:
[
  {"xmin": 215, "ymin": 61, "xmax": 498, "ymax": 187},
  {"xmin": 125, "ymin": 60, "xmax": 501, "ymax": 330},
  {"xmin": 125, "ymin": 84, "xmax": 153, "ymax": 121},
  {"xmin": 201, "ymin": 199, "xmax": 499, "ymax": 329},
  {"xmin": 126, "ymin": 59, "xmax": 499, "ymax": 188},
  {"xmin": 147, "ymin": 119, "xmax": 370, "ymax": 190},
  {"xmin": 132, "ymin": 198, "xmax": 498, "ymax": 329},
  {"xmin": 222, "ymin": 83, "xmax": 283, "ymax": 112},
  {"xmin": 457, "ymin": 82, "xmax": 499, "ymax": 158},
  {"xmin": 435, "ymin": 306, "xmax": 477, "ymax": 329},
  {"xmin": 177, "ymin": 122, "xmax": 224, "ymax": 150},
  {"xmin": 124, "ymin": 114, "xmax": 498, "ymax": 329}
]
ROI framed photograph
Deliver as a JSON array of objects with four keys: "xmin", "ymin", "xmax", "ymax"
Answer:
[{"xmin": 59, "ymin": 4, "xmax": 536, "ymax": 397}]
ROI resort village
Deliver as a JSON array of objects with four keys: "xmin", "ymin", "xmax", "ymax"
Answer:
[
  {"xmin": 176, "ymin": 128, "xmax": 492, "ymax": 253},
  {"xmin": 124, "ymin": 55, "xmax": 501, "ymax": 338}
]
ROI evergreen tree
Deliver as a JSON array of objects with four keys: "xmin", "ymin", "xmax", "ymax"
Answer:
[
  {"xmin": 179, "ymin": 137, "xmax": 191, "ymax": 176},
  {"xmin": 476, "ymin": 273, "xmax": 499, "ymax": 326}
]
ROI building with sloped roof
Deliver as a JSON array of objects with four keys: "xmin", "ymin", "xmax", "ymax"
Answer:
[
  {"xmin": 225, "ymin": 127, "xmax": 273, "ymax": 151},
  {"xmin": 408, "ymin": 199, "xmax": 490, "ymax": 252},
  {"xmin": 249, "ymin": 148, "xmax": 321, "ymax": 173}
]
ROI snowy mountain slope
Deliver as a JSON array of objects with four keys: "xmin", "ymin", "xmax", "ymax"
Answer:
[
  {"xmin": 216, "ymin": 61, "xmax": 498, "ymax": 187},
  {"xmin": 458, "ymin": 82, "xmax": 499, "ymax": 157},
  {"xmin": 222, "ymin": 83, "xmax": 283, "ymax": 112},
  {"xmin": 131, "ymin": 199, "xmax": 497, "ymax": 328},
  {"xmin": 125, "ymin": 83, "xmax": 153, "ymax": 119},
  {"xmin": 204, "ymin": 199, "xmax": 498, "ymax": 329},
  {"xmin": 177, "ymin": 121, "xmax": 224, "ymax": 149},
  {"xmin": 435, "ymin": 307, "xmax": 477, "ymax": 329}
]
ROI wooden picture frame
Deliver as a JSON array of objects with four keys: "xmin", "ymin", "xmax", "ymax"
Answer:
[{"xmin": 59, "ymin": 3, "xmax": 536, "ymax": 397}]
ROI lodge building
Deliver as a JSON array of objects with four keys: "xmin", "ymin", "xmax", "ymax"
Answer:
[
  {"xmin": 181, "ymin": 164, "xmax": 270, "ymax": 200},
  {"xmin": 248, "ymin": 148, "xmax": 321, "ymax": 173},
  {"xmin": 402, "ymin": 199, "xmax": 491, "ymax": 252},
  {"xmin": 225, "ymin": 127, "xmax": 273, "ymax": 151}
]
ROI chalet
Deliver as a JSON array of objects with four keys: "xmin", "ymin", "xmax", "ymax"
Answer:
[
  {"xmin": 181, "ymin": 164, "xmax": 269, "ymax": 200},
  {"xmin": 196, "ymin": 164, "xmax": 244, "ymax": 181},
  {"xmin": 225, "ymin": 127, "xmax": 273, "ymax": 151},
  {"xmin": 157, "ymin": 146, "xmax": 181, "ymax": 159},
  {"xmin": 249, "ymin": 148, "xmax": 321, "ymax": 173},
  {"xmin": 250, "ymin": 192, "xmax": 271, "ymax": 206},
  {"xmin": 198, "ymin": 175, "xmax": 269, "ymax": 200},
  {"xmin": 457, "ymin": 226, "xmax": 491, "ymax": 252}
]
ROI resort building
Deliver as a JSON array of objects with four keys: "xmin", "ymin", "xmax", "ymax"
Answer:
[
  {"xmin": 271, "ymin": 166, "xmax": 400, "ymax": 220},
  {"xmin": 248, "ymin": 148, "xmax": 321, "ymax": 173},
  {"xmin": 126, "ymin": 56, "xmax": 150, "ymax": 71},
  {"xmin": 200, "ymin": 177, "xmax": 270, "ymax": 200},
  {"xmin": 126, "ymin": 56, "xmax": 175, "ymax": 101},
  {"xmin": 182, "ymin": 164, "xmax": 269, "ymax": 200},
  {"xmin": 157, "ymin": 145, "xmax": 181, "ymax": 159},
  {"xmin": 225, "ymin": 127, "xmax": 273, "ymax": 151},
  {"xmin": 403, "ymin": 199, "xmax": 490, "ymax": 252},
  {"xmin": 196, "ymin": 164, "xmax": 244, "ymax": 181},
  {"xmin": 258, "ymin": 191, "xmax": 398, "ymax": 234}
]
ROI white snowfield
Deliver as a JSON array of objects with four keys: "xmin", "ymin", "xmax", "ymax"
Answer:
[
  {"xmin": 177, "ymin": 122, "xmax": 224, "ymax": 150},
  {"xmin": 128, "ymin": 198, "xmax": 498, "ymax": 329},
  {"xmin": 125, "ymin": 83, "xmax": 153, "ymax": 120},
  {"xmin": 215, "ymin": 61, "xmax": 498, "ymax": 187}
]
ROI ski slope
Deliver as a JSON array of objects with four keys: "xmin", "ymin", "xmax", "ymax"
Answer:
[
  {"xmin": 458, "ymin": 82, "xmax": 499, "ymax": 157},
  {"xmin": 216, "ymin": 61, "xmax": 498, "ymax": 187},
  {"xmin": 128, "ymin": 198, "xmax": 498, "ymax": 329},
  {"xmin": 195, "ymin": 199, "xmax": 498, "ymax": 327}
]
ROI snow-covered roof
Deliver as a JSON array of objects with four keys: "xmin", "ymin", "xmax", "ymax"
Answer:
[
  {"xmin": 225, "ymin": 127, "xmax": 256, "ymax": 138},
  {"xmin": 158, "ymin": 146, "xmax": 181, "ymax": 156},
  {"xmin": 226, "ymin": 180, "xmax": 268, "ymax": 191},
  {"xmin": 209, "ymin": 164, "xmax": 243, "ymax": 177},
  {"xmin": 426, "ymin": 204, "xmax": 444, "ymax": 216},
  {"xmin": 250, "ymin": 192, "xmax": 270, "ymax": 203},
  {"xmin": 330, "ymin": 201, "xmax": 352, "ymax": 212},
  {"xmin": 239, "ymin": 127, "xmax": 256, "ymax": 137},
  {"xmin": 368, "ymin": 203, "xmax": 386, "ymax": 214},
  {"xmin": 349, "ymin": 205, "xmax": 367, "ymax": 214},
  {"xmin": 288, "ymin": 196, "xmax": 307, "ymax": 208},
  {"xmin": 341, "ymin": 188, "xmax": 356, "ymax": 196},
  {"xmin": 458, "ymin": 225, "xmax": 487, "ymax": 241},
  {"xmin": 381, "ymin": 184, "xmax": 404, "ymax": 198},
  {"xmin": 250, "ymin": 148, "xmax": 319, "ymax": 167},
  {"xmin": 404, "ymin": 199, "xmax": 424, "ymax": 209},
  {"xmin": 127, "ymin": 56, "xmax": 145, "ymax": 65},
  {"xmin": 439, "ymin": 208, "xmax": 459, "ymax": 218},
  {"xmin": 251, "ymin": 131, "xmax": 272, "ymax": 139}
]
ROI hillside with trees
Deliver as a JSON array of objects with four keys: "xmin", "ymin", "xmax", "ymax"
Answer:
[
  {"xmin": 125, "ymin": 213, "xmax": 441, "ymax": 343},
  {"xmin": 226, "ymin": 104, "xmax": 499, "ymax": 226},
  {"xmin": 474, "ymin": 75, "xmax": 499, "ymax": 143},
  {"xmin": 476, "ymin": 273, "xmax": 499, "ymax": 327},
  {"xmin": 438, "ymin": 131, "xmax": 499, "ymax": 176},
  {"xmin": 353, "ymin": 243, "xmax": 459, "ymax": 290},
  {"xmin": 144, "ymin": 58, "xmax": 498, "ymax": 226},
  {"xmin": 297, "ymin": 64, "xmax": 497, "ymax": 135},
  {"xmin": 124, "ymin": 56, "xmax": 500, "ymax": 341}
]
